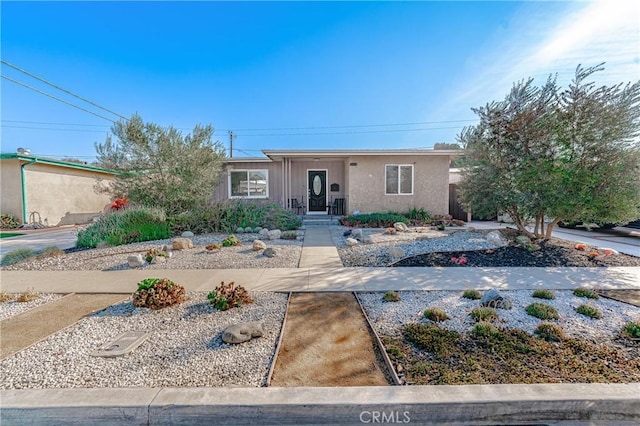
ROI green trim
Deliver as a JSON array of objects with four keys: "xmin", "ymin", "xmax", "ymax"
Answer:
[{"xmin": 1, "ymin": 153, "xmax": 117, "ymax": 174}]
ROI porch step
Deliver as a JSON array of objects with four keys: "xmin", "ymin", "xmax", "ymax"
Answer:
[{"xmin": 302, "ymin": 215, "xmax": 340, "ymax": 226}]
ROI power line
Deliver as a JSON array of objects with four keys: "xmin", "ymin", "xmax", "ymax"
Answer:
[
  {"xmin": 1, "ymin": 59, "xmax": 128, "ymax": 120},
  {"xmin": 235, "ymin": 125, "xmax": 468, "ymax": 137},
  {"xmin": 232, "ymin": 119, "xmax": 477, "ymax": 132},
  {"xmin": 2, "ymin": 119, "xmax": 110, "ymax": 128},
  {"xmin": 1, "ymin": 75, "xmax": 117, "ymax": 123},
  {"xmin": 2, "ymin": 124, "xmax": 109, "ymax": 133}
]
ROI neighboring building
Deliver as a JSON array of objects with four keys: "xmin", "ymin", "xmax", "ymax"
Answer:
[
  {"xmin": 215, "ymin": 149, "xmax": 460, "ymax": 216},
  {"xmin": 0, "ymin": 153, "xmax": 116, "ymax": 226}
]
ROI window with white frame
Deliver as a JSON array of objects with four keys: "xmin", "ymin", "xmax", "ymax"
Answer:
[
  {"xmin": 385, "ymin": 164, "xmax": 413, "ymax": 195},
  {"xmin": 229, "ymin": 170, "xmax": 269, "ymax": 198}
]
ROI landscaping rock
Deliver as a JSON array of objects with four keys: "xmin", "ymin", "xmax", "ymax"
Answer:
[
  {"xmin": 393, "ymin": 222, "xmax": 409, "ymax": 232},
  {"xmin": 485, "ymin": 230, "xmax": 509, "ymax": 248},
  {"xmin": 181, "ymin": 231, "xmax": 194, "ymax": 238},
  {"xmin": 127, "ymin": 254, "xmax": 145, "ymax": 268},
  {"xmin": 259, "ymin": 228, "xmax": 270, "ymax": 237},
  {"xmin": 172, "ymin": 237, "xmax": 194, "ymax": 250},
  {"xmin": 351, "ymin": 228, "xmax": 363, "ymax": 239},
  {"xmin": 481, "ymin": 289, "xmax": 512, "ymax": 310},
  {"xmin": 345, "ymin": 238, "xmax": 358, "ymax": 247},
  {"xmin": 388, "ymin": 247, "xmax": 404, "ymax": 259},
  {"xmin": 150, "ymin": 256, "xmax": 167, "ymax": 264},
  {"xmin": 252, "ymin": 240, "xmax": 267, "ymax": 251},
  {"xmin": 222, "ymin": 321, "xmax": 264, "ymax": 344},
  {"xmin": 362, "ymin": 236, "xmax": 373, "ymax": 244},
  {"xmin": 263, "ymin": 248, "xmax": 276, "ymax": 258},
  {"xmin": 343, "ymin": 230, "xmax": 352, "ymax": 237},
  {"xmin": 267, "ymin": 229, "xmax": 282, "ymax": 240}
]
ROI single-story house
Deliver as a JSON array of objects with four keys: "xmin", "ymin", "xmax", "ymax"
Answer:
[
  {"xmin": 0, "ymin": 152, "xmax": 116, "ymax": 226},
  {"xmin": 215, "ymin": 149, "xmax": 460, "ymax": 216}
]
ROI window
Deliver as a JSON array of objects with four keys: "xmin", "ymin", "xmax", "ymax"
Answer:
[
  {"xmin": 229, "ymin": 170, "xmax": 268, "ymax": 198},
  {"xmin": 385, "ymin": 164, "xmax": 413, "ymax": 195}
]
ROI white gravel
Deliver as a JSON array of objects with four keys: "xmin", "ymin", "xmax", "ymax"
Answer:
[
  {"xmin": 332, "ymin": 226, "xmax": 498, "ymax": 266},
  {"xmin": 0, "ymin": 291, "xmax": 287, "ymax": 389},
  {"xmin": 358, "ymin": 290, "xmax": 640, "ymax": 343},
  {"xmin": 0, "ymin": 232, "xmax": 303, "ymax": 271},
  {"xmin": 0, "ymin": 293, "xmax": 65, "ymax": 321}
]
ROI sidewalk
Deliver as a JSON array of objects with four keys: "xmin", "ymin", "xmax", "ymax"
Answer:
[{"xmin": 0, "ymin": 226, "xmax": 79, "ymax": 260}]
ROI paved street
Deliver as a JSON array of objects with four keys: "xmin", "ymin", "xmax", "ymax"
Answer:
[{"xmin": 0, "ymin": 226, "xmax": 79, "ymax": 260}]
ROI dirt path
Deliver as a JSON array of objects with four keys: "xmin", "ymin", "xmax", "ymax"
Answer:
[
  {"xmin": 599, "ymin": 289, "xmax": 640, "ymax": 307},
  {"xmin": 0, "ymin": 294, "xmax": 127, "ymax": 359},
  {"xmin": 269, "ymin": 292, "xmax": 390, "ymax": 387}
]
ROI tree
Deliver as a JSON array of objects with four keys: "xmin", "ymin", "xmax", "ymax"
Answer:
[
  {"xmin": 95, "ymin": 114, "xmax": 227, "ymax": 215},
  {"xmin": 458, "ymin": 64, "xmax": 640, "ymax": 239}
]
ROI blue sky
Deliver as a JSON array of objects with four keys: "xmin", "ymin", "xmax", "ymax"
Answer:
[{"xmin": 1, "ymin": 1, "xmax": 638, "ymax": 161}]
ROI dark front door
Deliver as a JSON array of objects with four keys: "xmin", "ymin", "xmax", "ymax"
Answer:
[{"xmin": 308, "ymin": 170, "xmax": 327, "ymax": 213}]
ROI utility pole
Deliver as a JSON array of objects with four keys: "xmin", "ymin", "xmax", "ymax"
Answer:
[{"xmin": 228, "ymin": 130, "xmax": 235, "ymax": 158}]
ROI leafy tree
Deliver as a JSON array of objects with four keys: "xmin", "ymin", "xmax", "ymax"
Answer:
[
  {"xmin": 458, "ymin": 64, "xmax": 640, "ymax": 239},
  {"xmin": 433, "ymin": 142, "xmax": 461, "ymax": 150},
  {"xmin": 95, "ymin": 114, "xmax": 226, "ymax": 215}
]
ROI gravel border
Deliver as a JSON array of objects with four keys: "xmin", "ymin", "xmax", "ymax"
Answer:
[
  {"xmin": 0, "ymin": 293, "xmax": 66, "ymax": 321},
  {"xmin": 0, "ymin": 291, "xmax": 287, "ymax": 389},
  {"xmin": 1, "ymin": 232, "xmax": 303, "ymax": 271},
  {"xmin": 358, "ymin": 290, "xmax": 640, "ymax": 343}
]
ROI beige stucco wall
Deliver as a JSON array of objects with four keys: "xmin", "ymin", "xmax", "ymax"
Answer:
[
  {"xmin": 0, "ymin": 159, "xmax": 25, "ymax": 222},
  {"xmin": 347, "ymin": 155, "xmax": 450, "ymax": 215},
  {"xmin": 214, "ymin": 161, "xmax": 284, "ymax": 203},
  {"xmin": 23, "ymin": 163, "xmax": 114, "ymax": 226}
]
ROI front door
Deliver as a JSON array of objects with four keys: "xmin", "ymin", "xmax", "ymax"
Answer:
[{"xmin": 307, "ymin": 170, "xmax": 327, "ymax": 213}]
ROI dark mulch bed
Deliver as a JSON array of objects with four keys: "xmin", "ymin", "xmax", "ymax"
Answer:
[{"xmin": 392, "ymin": 237, "xmax": 640, "ymax": 268}]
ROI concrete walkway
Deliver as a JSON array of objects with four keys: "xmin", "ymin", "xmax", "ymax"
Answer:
[{"xmin": 298, "ymin": 223, "xmax": 343, "ymax": 268}]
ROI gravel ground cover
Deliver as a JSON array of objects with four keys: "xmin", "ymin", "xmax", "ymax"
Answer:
[
  {"xmin": 0, "ymin": 232, "xmax": 303, "ymax": 271},
  {"xmin": 359, "ymin": 290, "xmax": 640, "ymax": 385},
  {"xmin": 0, "ymin": 291, "xmax": 287, "ymax": 389},
  {"xmin": 0, "ymin": 293, "xmax": 65, "ymax": 321},
  {"xmin": 332, "ymin": 225, "xmax": 640, "ymax": 267}
]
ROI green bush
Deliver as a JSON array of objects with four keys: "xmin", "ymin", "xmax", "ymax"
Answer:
[
  {"xmin": 341, "ymin": 212, "xmax": 408, "ymax": 228},
  {"xmin": 1, "ymin": 213, "xmax": 21, "ymax": 229},
  {"xmin": 575, "ymin": 304, "xmax": 602, "ymax": 319},
  {"xmin": 573, "ymin": 288, "xmax": 599, "ymax": 299},
  {"xmin": 472, "ymin": 322, "xmax": 500, "ymax": 338},
  {"xmin": 534, "ymin": 322, "xmax": 565, "ymax": 342},
  {"xmin": 525, "ymin": 303, "xmax": 560, "ymax": 320},
  {"xmin": 532, "ymin": 289, "xmax": 555, "ymax": 300},
  {"xmin": 76, "ymin": 206, "xmax": 170, "ymax": 248},
  {"xmin": 470, "ymin": 307, "xmax": 498, "ymax": 323},
  {"xmin": 403, "ymin": 207, "xmax": 433, "ymax": 223},
  {"xmin": 462, "ymin": 289, "xmax": 482, "ymax": 300},
  {"xmin": 424, "ymin": 307, "xmax": 449, "ymax": 322},
  {"xmin": 1, "ymin": 248, "xmax": 37, "ymax": 266},
  {"xmin": 382, "ymin": 291, "xmax": 401, "ymax": 302},
  {"xmin": 222, "ymin": 234, "xmax": 240, "ymax": 247},
  {"xmin": 622, "ymin": 321, "xmax": 640, "ymax": 338}
]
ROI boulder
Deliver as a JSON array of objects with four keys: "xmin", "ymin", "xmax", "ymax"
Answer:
[
  {"xmin": 393, "ymin": 222, "xmax": 409, "ymax": 232},
  {"xmin": 222, "ymin": 321, "xmax": 264, "ymax": 344},
  {"xmin": 345, "ymin": 238, "xmax": 358, "ymax": 247},
  {"xmin": 263, "ymin": 248, "xmax": 276, "ymax": 258},
  {"xmin": 252, "ymin": 239, "xmax": 267, "ymax": 251},
  {"xmin": 351, "ymin": 228, "xmax": 363, "ymax": 239},
  {"xmin": 181, "ymin": 231, "xmax": 194, "ymax": 238},
  {"xmin": 259, "ymin": 228, "xmax": 270, "ymax": 237},
  {"xmin": 172, "ymin": 237, "xmax": 194, "ymax": 250},
  {"xmin": 267, "ymin": 229, "xmax": 282, "ymax": 240},
  {"xmin": 485, "ymin": 230, "xmax": 509, "ymax": 248},
  {"xmin": 388, "ymin": 247, "xmax": 404, "ymax": 259},
  {"xmin": 362, "ymin": 236, "xmax": 373, "ymax": 244},
  {"xmin": 481, "ymin": 289, "xmax": 512, "ymax": 310},
  {"xmin": 127, "ymin": 254, "xmax": 145, "ymax": 268},
  {"xmin": 150, "ymin": 256, "xmax": 167, "ymax": 264}
]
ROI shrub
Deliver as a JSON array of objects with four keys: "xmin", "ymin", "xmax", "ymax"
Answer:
[
  {"xmin": 424, "ymin": 307, "xmax": 449, "ymax": 322},
  {"xmin": 534, "ymin": 322, "xmax": 565, "ymax": 342},
  {"xmin": 382, "ymin": 291, "xmax": 401, "ymax": 302},
  {"xmin": 575, "ymin": 304, "xmax": 602, "ymax": 319},
  {"xmin": 404, "ymin": 207, "xmax": 433, "ymax": 224},
  {"xmin": 37, "ymin": 246, "xmax": 65, "ymax": 259},
  {"xmin": 470, "ymin": 307, "xmax": 498, "ymax": 323},
  {"xmin": 622, "ymin": 321, "xmax": 640, "ymax": 339},
  {"xmin": 132, "ymin": 277, "xmax": 185, "ymax": 309},
  {"xmin": 1, "ymin": 248, "xmax": 37, "ymax": 266},
  {"xmin": 207, "ymin": 281, "xmax": 254, "ymax": 311},
  {"xmin": 525, "ymin": 303, "xmax": 559, "ymax": 320},
  {"xmin": 573, "ymin": 288, "xmax": 599, "ymax": 299},
  {"xmin": 472, "ymin": 322, "xmax": 500, "ymax": 338},
  {"xmin": 222, "ymin": 234, "xmax": 240, "ymax": 247},
  {"xmin": 281, "ymin": 230, "xmax": 298, "ymax": 240},
  {"xmin": 532, "ymin": 289, "xmax": 555, "ymax": 300},
  {"xmin": 77, "ymin": 206, "xmax": 170, "ymax": 248},
  {"xmin": 1, "ymin": 213, "xmax": 21, "ymax": 229},
  {"xmin": 341, "ymin": 212, "xmax": 408, "ymax": 228},
  {"xmin": 462, "ymin": 289, "xmax": 482, "ymax": 300},
  {"xmin": 16, "ymin": 288, "xmax": 39, "ymax": 303}
]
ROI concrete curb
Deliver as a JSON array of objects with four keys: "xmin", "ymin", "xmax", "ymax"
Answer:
[{"xmin": 2, "ymin": 384, "xmax": 639, "ymax": 425}]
